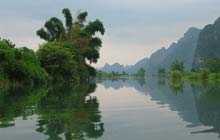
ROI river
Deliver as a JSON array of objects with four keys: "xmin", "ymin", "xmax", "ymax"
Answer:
[{"xmin": 0, "ymin": 78, "xmax": 220, "ymax": 140}]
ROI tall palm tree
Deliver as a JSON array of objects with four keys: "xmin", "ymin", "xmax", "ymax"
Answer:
[{"xmin": 36, "ymin": 8, "xmax": 105, "ymax": 65}]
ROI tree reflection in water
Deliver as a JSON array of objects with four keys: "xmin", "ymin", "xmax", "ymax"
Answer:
[
  {"xmin": 168, "ymin": 78, "xmax": 184, "ymax": 94},
  {"xmin": 2, "ymin": 78, "xmax": 220, "ymax": 139},
  {"xmin": 0, "ymin": 85, "xmax": 46, "ymax": 128},
  {"xmin": 0, "ymin": 83, "xmax": 104, "ymax": 140}
]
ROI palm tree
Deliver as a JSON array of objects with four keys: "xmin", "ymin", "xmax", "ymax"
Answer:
[{"xmin": 36, "ymin": 8, "xmax": 105, "ymax": 64}]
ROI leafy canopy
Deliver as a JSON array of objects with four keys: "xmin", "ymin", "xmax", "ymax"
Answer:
[
  {"xmin": 36, "ymin": 8, "xmax": 105, "ymax": 82},
  {"xmin": 0, "ymin": 39, "xmax": 48, "ymax": 84},
  {"xmin": 170, "ymin": 60, "xmax": 184, "ymax": 72}
]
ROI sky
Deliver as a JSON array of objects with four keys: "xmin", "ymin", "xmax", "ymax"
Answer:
[{"xmin": 0, "ymin": 0, "xmax": 220, "ymax": 68}]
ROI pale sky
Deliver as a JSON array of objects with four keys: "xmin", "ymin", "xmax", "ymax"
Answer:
[{"xmin": 0, "ymin": 0, "xmax": 220, "ymax": 67}]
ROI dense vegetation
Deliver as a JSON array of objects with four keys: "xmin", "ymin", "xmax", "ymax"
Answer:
[
  {"xmin": 36, "ymin": 8, "xmax": 105, "ymax": 83},
  {"xmin": 168, "ymin": 60, "xmax": 184, "ymax": 79},
  {"xmin": 0, "ymin": 8, "xmax": 105, "ymax": 85},
  {"xmin": 0, "ymin": 39, "xmax": 49, "ymax": 85},
  {"xmin": 166, "ymin": 58, "xmax": 220, "ymax": 82}
]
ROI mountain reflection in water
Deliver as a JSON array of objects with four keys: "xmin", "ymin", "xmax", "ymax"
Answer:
[
  {"xmin": 0, "ymin": 78, "xmax": 220, "ymax": 140},
  {"xmin": 97, "ymin": 78, "xmax": 220, "ymax": 138}
]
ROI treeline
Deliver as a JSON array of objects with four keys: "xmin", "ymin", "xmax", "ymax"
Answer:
[
  {"xmin": 0, "ymin": 8, "xmax": 105, "ymax": 85},
  {"xmin": 98, "ymin": 68, "xmax": 146, "ymax": 78},
  {"xmin": 0, "ymin": 39, "xmax": 49, "ymax": 85},
  {"xmin": 158, "ymin": 58, "xmax": 220, "ymax": 81}
]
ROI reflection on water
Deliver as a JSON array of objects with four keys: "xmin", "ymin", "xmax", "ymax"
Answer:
[
  {"xmin": 0, "ymin": 83, "xmax": 104, "ymax": 140},
  {"xmin": 97, "ymin": 78, "xmax": 220, "ymax": 139},
  {"xmin": 1, "ymin": 78, "xmax": 220, "ymax": 139},
  {"xmin": 168, "ymin": 78, "xmax": 184, "ymax": 94}
]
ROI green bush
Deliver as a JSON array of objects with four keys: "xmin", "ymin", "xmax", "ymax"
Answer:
[
  {"xmin": 0, "ymin": 39, "xmax": 49, "ymax": 84},
  {"xmin": 170, "ymin": 60, "xmax": 184, "ymax": 72},
  {"xmin": 200, "ymin": 70, "xmax": 209, "ymax": 80},
  {"xmin": 0, "ymin": 67, "xmax": 4, "ymax": 80},
  {"xmin": 37, "ymin": 43, "xmax": 79, "ymax": 83}
]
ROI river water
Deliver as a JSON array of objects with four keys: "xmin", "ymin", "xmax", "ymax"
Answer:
[{"xmin": 0, "ymin": 78, "xmax": 220, "ymax": 140}]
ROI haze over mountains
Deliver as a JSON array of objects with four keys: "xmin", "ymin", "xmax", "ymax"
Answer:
[{"xmin": 101, "ymin": 17, "xmax": 220, "ymax": 74}]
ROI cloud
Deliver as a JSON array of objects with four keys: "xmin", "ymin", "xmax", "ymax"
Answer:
[{"xmin": 0, "ymin": 0, "xmax": 220, "ymax": 67}]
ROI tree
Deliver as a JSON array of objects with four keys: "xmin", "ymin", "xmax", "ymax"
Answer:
[
  {"xmin": 36, "ymin": 9, "xmax": 105, "ymax": 64},
  {"xmin": 36, "ymin": 17, "xmax": 65, "ymax": 42},
  {"xmin": 169, "ymin": 60, "xmax": 184, "ymax": 80},
  {"xmin": 36, "ymin": 8, "xmax": 105, "ymax": 81},
  {"xmin": 0, "ymin": 39, "xmax": 48, "ymax": 84},
  {"xmin": 62, "ymin": 8, "xmax": 73, "ymax": 30},
  {"xmin": 170, "ymin": 60, "xmax": 184, "ymax": 72},
  {"xmin": 206, "ymin": 58, "xmax": 220, "ymax": 77},
  {"xmin": 201, "ymin": 69, "xmax": 209, "ymax": 79},
  {"xmin": 37, "ymin": 43, "xmax": 78, "ymax": 83}
]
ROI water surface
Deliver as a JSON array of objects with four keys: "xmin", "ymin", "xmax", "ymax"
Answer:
[{"xmin": 0, "ymin": 78, "xmax": 220, "ymax": 140}]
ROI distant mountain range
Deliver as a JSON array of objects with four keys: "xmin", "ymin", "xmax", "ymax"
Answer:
[
  {"xmin": 101, "ymin": 63, "xmax": 131, "ymax": 73},
  {"xmin": 101, "ymin": 16, "xmax": 220, "ymax": 74}
]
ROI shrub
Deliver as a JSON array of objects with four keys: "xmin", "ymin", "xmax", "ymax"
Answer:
[
  {"xmin": 0, "ymin": 39, "xmax": 49, "ymax": 84},
  {"xmin": 37, "ymin": 43, "xmax": 79, "ymax": 83},
  {"xmin": 200, "ymin": 70, "xmax": 209, "ymax": 80}
]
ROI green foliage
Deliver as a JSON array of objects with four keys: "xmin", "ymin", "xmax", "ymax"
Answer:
[
  {"xmin": 0, "ymin": 39, "xmax": 49, "ymax": 84},
  {"xmin": 168, "ymin": 62, "xmax": 185, "ymax": 94},
  {"xmin": 77, "ymin": 11, "xmax": 88, "ymax": 23},
  {"xmin": 201, "ymin": 69, "xmax": 209, "ymax": 79},
  {"xmin": 36, "ymin": 8, "xmax": 105, "ymax": 82},
  {"xmin": 37, "ymin": 43, "xmax": 79, "ymax": 83},
  {"xmin": 86, "ymin": 65, "xmax": 97, "ymax": 77},
  {"xmin": 170, "ymin": 60, "xmax": 184, "ymax": 72},
  {"xmin": 62, "ymin": 8, "xmax": 73, "ymax": 29},
  {"xmin": 206, "ymin": 58, "xmax": 220, "ymax": 77},
  {"xmin": 37, "ymin": 17, "xmax": 65, "ymax": 42},
  {"xmin": 83, "ymin": 19, "xmax": 105, "ymax": 36},
  {"xmin": 0, "ymin": 68, "xmax": 4, "ymax": 80},
  {"xmin": 0, "ymin": 9, "xmax": 105, "ymax": 85}
]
